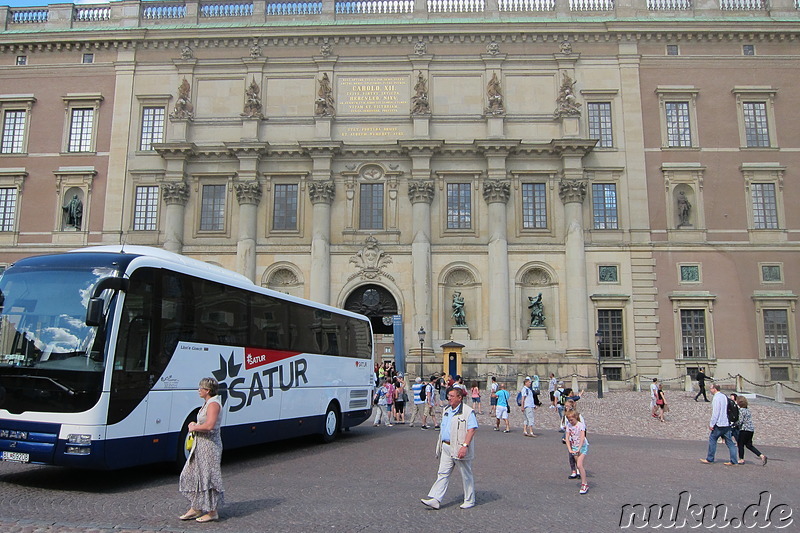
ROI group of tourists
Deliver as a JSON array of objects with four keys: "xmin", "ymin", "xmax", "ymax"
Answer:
[{"xmin": 699, "ymin": 382, "xmax": 768, "ymax": 467}]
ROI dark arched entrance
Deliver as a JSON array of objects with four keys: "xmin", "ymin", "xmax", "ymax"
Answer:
[{"xmin": 343, "ymin": 284, "xmax": 398, "ymax": 335}]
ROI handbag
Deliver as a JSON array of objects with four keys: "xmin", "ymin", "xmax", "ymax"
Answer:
[{"xmin": 402, "ymin": 392, "xmax": 409, "ymax": 403}]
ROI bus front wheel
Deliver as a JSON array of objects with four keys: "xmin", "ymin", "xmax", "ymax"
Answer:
[{"xmin": 321, "ymin": 403, "xmax": 340, "ymax": 443}]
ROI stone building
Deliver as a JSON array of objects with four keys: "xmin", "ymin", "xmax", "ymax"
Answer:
[{"xmin": 0, "ymin": 0, "xmax": 798, "ymax": 391}]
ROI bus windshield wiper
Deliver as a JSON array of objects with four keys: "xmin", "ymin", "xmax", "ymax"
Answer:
[{"xmin": 17, "ymin": 375, "xmax": 77, "ymax": 396}]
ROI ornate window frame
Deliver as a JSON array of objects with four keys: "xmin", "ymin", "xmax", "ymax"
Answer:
[
  {"xmin": 61, "ymin": 93, "xmax": 103, "ymax": 154},
  {"xmin": 191, "ymin": 173, "xmax": 233, "ymax": 238},
  {"xmin": 732, "ymin": 86, "xmax": 777, "ymax": 150},
  {"xmin": 267, "ymin": 173, "xmax": 306, "ymax": 237},
  {"xmin": 656, "ymin": 86, "xmax": 699, "ymax": 149},
  {"xmin": 752, "ymin": 291, "xmax": 797, "ymax": 362},
  {"xmin": 0, "ymin": 167, "xmax": 26, "ymax": 243},
  {"xmin": 741, "ymin": 162, "xmax": 785, "ymax": 242},
  {"xmin": 0, "ymin": 94, "xmax": 36, "ymax": 155},
  {"xmin": 669, "ymin": 291, "xmax": 717, "ymax": 364}
]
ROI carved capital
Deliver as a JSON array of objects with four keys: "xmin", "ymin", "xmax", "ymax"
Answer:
[
  {"xmin": 235, "ymin": 181, "xmax": 262, "ymax": 205},
  {"xmin": 162, "ymin": 181, "xmax": 190, "ymax": 206},
  {"xmin": 308, "ymin": 180, "xmax": 335, "ymax": 204},
  {"xmin": 558, "ymin": 179, "xmax": 587, "ymax": 204},
  {"xmin": 408, "ymin": 180, "xmax": 434, "ymax": 204},
  {"xmin": 482, "ymin": 180, "xmax": 510, "ymax": 204}
]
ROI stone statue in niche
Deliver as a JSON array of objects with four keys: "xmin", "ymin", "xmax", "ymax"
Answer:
[
  {"xmin": 411, "ymin": 71, "xmax": 430, "ymax": 115},
  {"xmin": 241, "ymin": 77, "xmax": 263, "ymax": 118},
  {"xmin": 528, "ymin": 293, "xmax": 546, "ymax": 327},
  {"xmin": 62, "ymin": 193, "xmax": 83, "ymax": 230},
  {"xmin": 555, "ymin": 72, "xmax": 581, "ymax": 117},
  {"xmin": 315, "ymin": 73, "xmax": 335, "ymax": 117},
  {"xmin": 452, "ymin": 291, "xmax": 467, "ymax": 327},
  {"xmin": 677, "ymin": 190, "xmax": 692, "ymax": 227},
  {"xmin": 170, "ymin": 78, "xmax": 194, "ymax": 120},
  {"xmin": 485, "ymin": 72, "xmax": 505, "ymax": 115}
]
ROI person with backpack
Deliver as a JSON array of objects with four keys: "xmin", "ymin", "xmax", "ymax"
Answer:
[
  {"xmin": 700, "ymin": 382, "xmax": 738, "ymax": 466},
  {"xmin": 492, "ymin": 382, "xmax": 511, "ymax": 433},
  {"xmin": 728, "ymin": 393, "xmax": 741, "ymax": 442},
  {"xmin": 373, "ymin": 378, "xmax": 394, "ymax": 427},
  {"xmin": 408, "ymin": 377, "xmax": 426, "ymax": 427},
  {"xmin": 519, "ymin": 378, "xmax": 538, "ymax": 437},
  {"xmin": 421, "ymin": 376, "xmax": 439, "ymax": 430}
]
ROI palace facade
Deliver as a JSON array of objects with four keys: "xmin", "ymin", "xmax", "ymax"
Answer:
[{"xmin": 1, "ymin": 0, "xmax": 799, "ymax": 391}]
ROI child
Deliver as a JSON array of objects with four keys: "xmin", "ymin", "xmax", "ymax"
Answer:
[
  {"xmin": 470, "ymin": 381, "xmax": 482, "ymax": 414},
  {"xmin": 564, "ymin": 410, "xmax": 589, "ymax": 494},
  {"xmin": 560, "ymin": 399, "xmax": 585, "ymax": 479}
]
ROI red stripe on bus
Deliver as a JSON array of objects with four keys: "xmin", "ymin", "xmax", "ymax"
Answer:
[{"xmin": 244, "ymin": 348, "xmax": 303, "ymax": 370}]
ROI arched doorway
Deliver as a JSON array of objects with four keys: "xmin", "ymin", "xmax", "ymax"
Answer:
[{"xmin": 344, "ymin": 284, "xmax": 399, "ymax": 365}]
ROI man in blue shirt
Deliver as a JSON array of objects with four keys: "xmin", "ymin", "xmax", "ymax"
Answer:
[
  {"xmin": 421, "ymin": 387, "xmax": 478, "ymax": 510},
  {"xmin": 408, "ymin": 377, "xmax": 425, "ymax": 427},
  {"xmin": 493, "ymin": 382, "xmax": 511, "ymax": 433},
  {"xmin": 700, "ymin": 382, "xmax": 738, "ymax": 465}
]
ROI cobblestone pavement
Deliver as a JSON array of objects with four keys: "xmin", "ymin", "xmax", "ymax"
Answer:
[{"xmin": 1, "ymin": 391, "xmax": 797, "ymax": 532}]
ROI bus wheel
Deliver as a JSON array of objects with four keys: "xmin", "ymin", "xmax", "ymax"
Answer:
[
  {"xmin": 321, "ymin": 403, "xmax": 340, "ymax": 443},
  {"xmin": 174, "ymin": 409, "xmax": 199, "ymax": 472}
]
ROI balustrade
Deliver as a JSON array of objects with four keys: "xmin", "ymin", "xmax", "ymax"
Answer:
[
  {"xmin": 569, "ymin": 0, "xmax": 614, "ymax": 10},
  {"xmin": 141, "ymin": 2, "xmax": 187, "ymax": 19},
  {"xmin": 498, "ymin": 0, "xmax": 555, "ymax": 11},
  {"xmin": 200, "ymin": 1, "xmax": 255, "ymax": 16},
  {"xmin": 336, "ymin": 0, "xmax": 415, "ymax": 13},
  {"xmin": 74, "ymin": 6, "xmax": 111, "ymax": 21},
  {"xmin": 427, "ymin": 0, "xmax": 486, "ymax": 12},
  {"xmin": 267, "ymin": 2, "xmax": 324, "ymax": 14},
  {"xmin": 647, "ymin": 0, "xmax": 692, "ymax": 9},
  {"xmin": 719, "ymin": 0, "xmax": 765, "ymax": 9},
  {"xmin": 9, "ymin": 9, "xmax": 49, "ymax": 23}
]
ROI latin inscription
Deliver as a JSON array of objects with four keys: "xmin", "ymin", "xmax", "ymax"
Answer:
[{"xmin": 338, "ymin": 76, "xmax": 409, "ymax": 115}]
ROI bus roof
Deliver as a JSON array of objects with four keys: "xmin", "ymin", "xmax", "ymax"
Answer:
[{"xmin": 69, "ymin": 245, "xmax": 254, "ymax": 286}]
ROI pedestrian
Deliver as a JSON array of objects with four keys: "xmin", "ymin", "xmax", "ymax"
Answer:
[
  {"xmin": 656, "ymin": 383, "xmax": 668, "ymax": 422},
  {"xmin": 421, "ymin": 375, "xmax": 439, "ymax": 430},
  {"xmin": 493, "ymin": 382, "xmax": 511, "ymax": 433},
  {"xmin": 650, "ymin": 378, "xmax": 659, "ymax": 418},
  {"xmin": 373, "ymin": 378, "xmax": 393, "ymax": 427},
  {"xmin": 490, "ymin": 376, "xmax": 498, "ymax": 417},
  {"xmin": 560, "ymin": 399, "xmax": 585, "ymax": 480},
  {"xmin": 729, "ymin": 393, "xmax": 740, "ymax": 442},
  {"xmin": 520, "ymin": 378, "xmax": 538, "ymax": 437},
  {"xmin": 394, "ymin": 376, "xmax": 406, "ymax": 424},
  {"xmin": 409, "ymin": 377, "xmax": 425, "ymax": 427},
  {"xmin": 564, "ymin": 409, "xmax": 590, "ymax": 495},
  {"xmin": 470, "ymin": 381, "xmax": 483, "ymax": 414},
  {"xmin": 420, "ymin": 387, "xmax": 478, "ymax": 510},
  {"xmin": 694, "ymin": 367, "xmax": 710, "ymax": 402},
  {"xmin": 555, "ymin": 381, "xmax": 567, "ymax": 429},
  {"xmin": 700, "ymin": 382, "xmax": 738, "ymax": 466},
  {"xmin": 548, "ymin": 373, "xmax": 558, "ymax": 408},
  {"xmin": 435, "ymin": 374, "xmax": 446, "ymax": 406},
  {"xmin": 454, "ymin": 375, "xmax": 467, "ymax": 393},
  {"xmin": 558, "ymin": 388, "xmax": 584, "ymax": 431},
  {"xmin": 735, "ymin": 397, "xmax": 767, "ymax": 466},
  {"xmin": 179, "ymin": 377, "xmax": 224, "ymax": 523}
]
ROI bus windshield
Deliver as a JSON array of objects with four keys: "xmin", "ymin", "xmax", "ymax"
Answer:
[{"xmin": 0, "ymin": 265, "xmax": 116, "ymax": 414}]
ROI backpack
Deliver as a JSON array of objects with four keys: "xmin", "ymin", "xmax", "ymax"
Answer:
[
  {"xmin": 727, "ymin": 398, "xmax": 740, "ymax": 428},
  {"xmin": 557, "ymin": 390, "xmax": 568, "ymax": 406},
  {"xmin": 419, "ymin": 384, "xmax": 428, "ymax": 402},
  {"xmin": 516, "ymin": 390, "xmax": 523, "ymax": 406}
]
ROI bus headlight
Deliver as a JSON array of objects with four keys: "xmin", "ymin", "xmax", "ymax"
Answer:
[{"xmin": 67, "ymin": 434, "xmax": 92, "ymax": 445}]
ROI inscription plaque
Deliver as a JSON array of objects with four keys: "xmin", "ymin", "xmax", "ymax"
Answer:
[{"xmin": 338, "ymin": 76, "xmax": 409, "ymax": 115}]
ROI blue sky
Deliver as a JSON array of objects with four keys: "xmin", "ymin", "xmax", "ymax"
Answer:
[{"xmin": 4, "ymin": 0, "xmax": 111, "ymax": 7}]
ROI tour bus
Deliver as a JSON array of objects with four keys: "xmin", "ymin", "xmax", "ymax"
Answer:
[{"xmin": 0, "ymin": 246, "xmax": 375, "ymax": 469}]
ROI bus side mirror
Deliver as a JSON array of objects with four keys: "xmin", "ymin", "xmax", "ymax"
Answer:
[{"xmin": 86, "ymin": 297, "xmax": 104, "ymax": 327}]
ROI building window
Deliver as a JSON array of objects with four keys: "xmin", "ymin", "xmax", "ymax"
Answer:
[
  {"xmin": 200, "ymin": 184, "xmax": 226, "ymax": 231},
  {"xmin": 665, "ymin": 102, "xmax": 692, "ymax": 148},
  {"xmin": 751, "ymin": 183, "xmax": 779, "ymax": 229},
  {"xmin": 446, "ymin": 183, "xmax": 471, "ymax": 230},
  {"xmin": 272, "ymin": 183, "xmax": 298, "ymax": 231},
  {"xmin": 666, "ymin": 45, "xmax": 679, "ymax": 56},
  {"xmin": 592, "ymin": 183, "xmax": 618, "ymax": 230},
  {"xmin": 1, "ymin": 110, "xmax": 26, "ymax": 154},
  {"xmin": 139, "ymin": 106, "xmax": 165, "ymax": 151},
  {"xmin": 0, "ymin": 187, "xmax": 17, "ymax": 232},
  {"xmin": 598, "ymin": 265, "xmax": 618, "ymax": 283},
  {"xmin": 770, "ymin": 367, "xmax": 790, "ymax": 381},
  {"xmin": 598, "ymin": 309, "xmax": 624, "ymax": 359},
  {"xmin": 359, "ymin": 183, "xmax": 383, "ymax": 230},
  {"xmin": 743, "ymin": 45, "xmax": 755, "ymax": 56},
  {"xmin": 132, "ymin": 185, "xmax": 159, "ymax": 231},
  {"xmin": 680, "ymin": 309, "xmax": 707, "ymax": 359},
  {"xmin": 604, "ymin": 367, "xmax": 622, "ymax": 381},
  {"xmin": 657, "ymin": 87, "xmax": 699, "ymax": 149},
  {"xmin": 679, "ymin": 264, "xmax": 700, "ymax": 283},
  {"xmin": 15, "ymin": 56, "xmax": 27, "ymax": 66},
  {"xmin": 587, "ymin": 102, "xmax": 613, "ymax": 148},
  {"xmin": 67, "ymin": 108, "xmax": 94, "ymax": 152},
  {"xmin": 82, "ymin": 53, "xmax": 94, "ymax": 64},
  {"xmin": 764, "ymin": 309, "xmax": 789, "ymax": 358},
  {"xmin": 742, "ymin": 102, "xmax": 770, "ymax": 148},
  {"xmin": 521, "ymin": 183, "xmax": 546, "ymax": 229},
  {"xmin": 761, "ymin": 264, "xmax": 782, "ymax": 283}
]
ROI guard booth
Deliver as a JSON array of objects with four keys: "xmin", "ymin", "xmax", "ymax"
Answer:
[{"xmin": 441, "ymin": 341, "xmax": 465, "ymax": 378}]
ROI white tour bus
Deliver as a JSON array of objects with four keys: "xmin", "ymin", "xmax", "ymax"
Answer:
[{"xmin": 0, "ymin": 246, "xmax": 374, "ymax": 469}]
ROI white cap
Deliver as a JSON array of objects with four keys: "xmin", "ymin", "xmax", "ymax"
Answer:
[{"xmin": 415, "ymin": 377, "xmax": 422, "ymax": 383}]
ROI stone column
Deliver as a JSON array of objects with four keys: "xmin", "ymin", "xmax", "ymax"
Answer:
[
  {"xmin": 161, "ymin": 181, "xmax": 189, "ymax": 254},
  {"xmin": 308, "ymin": 180, "xmax": 335, "ymax": 304},
  {"xmin": 559, "ymin": 178, "xmax": 591, "ymax": 357},
  {"xmin": 408, "ymin": 180, "xmax": 434, "ymax": 356},
  {"xmin": 483, "ymin": 180, "xmax": 512, "ymax": 357},
  {"xmin": 235, "ymin": 181, "xmax": 262, "ymax": 282}
]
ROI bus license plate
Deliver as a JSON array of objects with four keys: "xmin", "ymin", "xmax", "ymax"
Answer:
[{"xmin": 1, "ymin": 451, "xmax": 29, "ymax": 463}]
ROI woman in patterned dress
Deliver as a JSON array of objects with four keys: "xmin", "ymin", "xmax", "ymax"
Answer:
[{"xmin": 179, "ymin": 377, "xmax": 224, "ymax": 523}]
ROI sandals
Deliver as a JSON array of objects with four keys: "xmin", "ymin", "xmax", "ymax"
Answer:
[
  {"xmin": 179, "ymin": 510, "xmax": 202, "ymax": 520},
  {"xmin": 196, "ymin": 513, "xmax": 219, "ymax": 523}
]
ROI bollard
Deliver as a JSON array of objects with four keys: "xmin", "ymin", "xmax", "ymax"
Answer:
[
  {"xmin": 571, "ymin": 374, "xmax": 579, "ymax": 393},
  {"xmin": 602, "ymin": 374, "xmax": 608, "ymax": 394},
  {"xmin": 775, "ymin": 382, "xmax": 785, "ymax": 403},
  {"xmin": 635, "ymin": 377, "xmax": 642, "ymax": 392},
  {"xmin": 736, "ymin": 374, "xmax": 744, "ymax": 393},
  {"xmin": 684, "ymin": 374, "xmax": 693, "ymax": 392}
]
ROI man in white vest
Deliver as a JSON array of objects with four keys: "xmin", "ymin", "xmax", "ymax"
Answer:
[{"xmin": 421, "ymin": 387, "xmax": 478, "ymax": 510}]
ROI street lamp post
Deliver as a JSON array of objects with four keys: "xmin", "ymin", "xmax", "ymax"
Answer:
[
  {"xmin": 417, "ymin": 326, "xmax": 426, "ymax": 379},
  {"xmin": 595, "ymin": 329, "xmax": 604, "ymax": 399}
]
